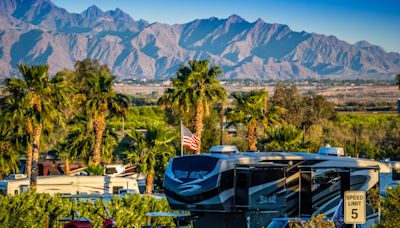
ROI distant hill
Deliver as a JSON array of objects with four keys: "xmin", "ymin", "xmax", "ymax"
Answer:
[{"xmin": 0, "ymin": 0, "xmax": 399, "ymax": 80}]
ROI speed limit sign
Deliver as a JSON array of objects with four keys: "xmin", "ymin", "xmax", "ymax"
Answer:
[{"xmin": 344, "ymin": 191, "xmax": 366, "ymax": 225}]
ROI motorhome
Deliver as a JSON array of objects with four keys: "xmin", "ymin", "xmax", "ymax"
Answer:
[
  {"xmin": 163, "ymin": 145, "xmax": 380, "ymax": 228},
  {"xmin": 0, "ymin": 175, "xmax": 139, "ymax": 196}
]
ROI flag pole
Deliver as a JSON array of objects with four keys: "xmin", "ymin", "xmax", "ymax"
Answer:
[{"xmin": 180, "ymin": 121, "xmax": 183, "ymax": 156}]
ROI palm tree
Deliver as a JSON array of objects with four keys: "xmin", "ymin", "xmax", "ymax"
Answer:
[
  {"xmin": 227, "ymin": 90, "xmax": 268, "ymax": 151},
  {"xmin": 124, "ymin": 124, "xmax": 176, "ymax": 195},
  {"xmin": 76, "ymin": 59, "xmax": 128, "ymax": 165},
  {"xmin": 158, "ymin": 60, "xmax": 226, "ymax": 154},
  {"xmin": 265, "ymin": 125, "xmax": 306, "ymax": 151},
  {"xmin": 0, "ymin": 94, "xmax": 32, "ymax": 176},
  {"xmin": 0, "ymin": 140, "xmax": 20, "ymax": 178},
  {"xmin": 62, "ymin": 114, "xmax": 120, "ymax": 166},
  {"xmin": 1, "ymin": 64, "xmax": 67, "ymax": 188}
]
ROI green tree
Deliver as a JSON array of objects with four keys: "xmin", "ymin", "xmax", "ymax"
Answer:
[
  {"xmin": 227, "ymin": 90, "xmax": 268, "ymax": 151},
  {"xmin": 124, "ymin": 124, "xmax": 176, "ymax": 195},
  {"xmin": 1, "ymin": 64, "xmax": 67, "ymax": 188},
  {"xmin": 74, "ymin": 59, "xmax": 128, "ymax": 165},
  {"xmin": 271, "ymin": 82, "xmax": 303, "ymax": 126},
  {"xmin": 265, "ymin": 125, "xmax": 307, "ymax": 152},
  {"xmin": 158, "ymin": 60, "xmax": 226, "ymax": 154},
  {"xmin": 344, "ymin": 118, "xmax": 365, "ymax": 158}
]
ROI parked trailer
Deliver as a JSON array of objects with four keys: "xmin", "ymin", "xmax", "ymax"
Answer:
[
  {"xmin": 163, "ymin": 145, "xmax": 380, "ymax": 228},
  {"xmin": 0, "ymin": 176, "xmax": 139, "ymax": 196}
]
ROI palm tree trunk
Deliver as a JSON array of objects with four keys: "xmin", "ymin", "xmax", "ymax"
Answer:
[
  {"xmin": 65, "ymin": 158, "xmax": 70, "ymax": 176},
  {"xmin": 247, "ymin": 120, "xmax": 257, "ymax": 151},
  {"xmin": 195, "ymin": 100, "xmax": 204, "ymax": 154},
  {"xmin": 92, "ymin": 118, "xmax": 105, "ymax": 165},
  {"xmin": 26, "ymin": 141, "xmax": 33, "ymax": 177},
  {"xmin": 30, "ymin": 125, "xmax": 41, "ymax": 191},
  {"xmin": 25, "ymin": 119, "xmax": 33, "ymax": 177},
  {"xmin": 354, "ymin": 134, "xmax": 358, "ymax": 158},
  {"xmin": 145, "ymin": 171, "xmax": 154, "ymax": 195}
]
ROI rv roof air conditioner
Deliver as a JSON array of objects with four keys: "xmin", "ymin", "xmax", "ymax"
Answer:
[
  {"xmin": 209, "ymin": 145, "xmax": 239, "ymax": 154},
  {"xmin": 318, "ymin": 144, "xmax": 344, "ymax": 157}
]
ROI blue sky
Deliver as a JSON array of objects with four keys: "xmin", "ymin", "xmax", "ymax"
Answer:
[{"xmin": 53, "ymin": 0, "xmax": 400, "ymax": 53}]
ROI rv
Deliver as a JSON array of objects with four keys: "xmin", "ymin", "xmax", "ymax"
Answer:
[
  {"xmin": 379, "ymin": 160, "xmax": 400, "ymax": 196},
  {"xmin": 163, "ymin": 145, "xmax": 380, "ymax": 228},
  {"xmin": 0, "ymin": 175, "xmax": 139, "ymax": 196}
]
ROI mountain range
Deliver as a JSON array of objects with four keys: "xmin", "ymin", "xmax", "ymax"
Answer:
[{"xmin": 0, "ymin": 0, "xmax": 399, "ymax": 80}]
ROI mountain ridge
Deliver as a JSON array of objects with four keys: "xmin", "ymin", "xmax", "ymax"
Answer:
[{"xmin": 0, "ymin": 0, "xmax": 399, "ymax": 80}]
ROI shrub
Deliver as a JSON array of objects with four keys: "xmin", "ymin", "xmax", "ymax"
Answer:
[{"xmin": 0, "ymin": 192, "xmax": 173, "ymax": 227}]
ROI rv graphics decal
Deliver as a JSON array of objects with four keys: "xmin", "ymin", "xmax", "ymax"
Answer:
[
  {"xmin": 174, "ymin": 170, "xmax": 209, "ymax": 179},
  {"xmin": 258, "ymin": 194, "xmax": 277, "ymax": 204},
  {"xmin": 178, "ymin": 183, "xmax": 202, "ymax": 195}
]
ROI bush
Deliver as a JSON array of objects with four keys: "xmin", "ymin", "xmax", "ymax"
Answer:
[
  {"xmin": 379, "ymin": 184, "xmax": 400, "ymax": 227},
  {"xmin": 289, "ymin": 214, "xmax": 334, "ymax": 228},
  {"xmin": 0, "ymin": 192, "xmax": 173, "ymax": 227}
]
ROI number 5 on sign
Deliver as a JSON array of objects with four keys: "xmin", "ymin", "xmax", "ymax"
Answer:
[{"xmin": 344, "ymin": 191, "xmax": 366, "ymax": 225}]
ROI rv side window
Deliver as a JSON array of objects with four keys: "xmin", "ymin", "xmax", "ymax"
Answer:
[
  {"xmin": 113, "ymin": 186, "xmax": 123, "ymax": 194},
  {"xmin": 20, "ymin": 185, "xmax": 29, "ymax": 193},
  {"xmin": 14, "ymin": 190, "xmax": 19, "ymax": 195}
]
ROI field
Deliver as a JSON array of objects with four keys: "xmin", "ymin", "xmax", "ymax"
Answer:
[{"xmin": 114, "ymin": 84, "xmax": 399, "ymax": 105}]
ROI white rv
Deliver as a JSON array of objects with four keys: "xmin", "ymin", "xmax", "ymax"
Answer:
[{"xmin": 0, "ymin": 175, "xmax": 139, "ymax": 196}]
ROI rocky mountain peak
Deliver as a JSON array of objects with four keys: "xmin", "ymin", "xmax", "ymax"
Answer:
[
  {"xmin": 226, "ymin": 14, "xmax": 245, "ymax": 23},
  {"xmin": 0, "ymin": 0, "xmax": 398, "ymax": 80},
  {"xmin": 82, "ymin": 5, "xmax": 104, "ymax": 18}
]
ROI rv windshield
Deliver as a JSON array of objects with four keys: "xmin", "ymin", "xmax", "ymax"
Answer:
[{"xmin": 171, "ymin": 156, "xmax": 219, "ymax": 182}]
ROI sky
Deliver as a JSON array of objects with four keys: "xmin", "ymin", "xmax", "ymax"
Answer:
[{"xmin": 52, "ymin": 0, "xmax": 400, "ymax": 53}]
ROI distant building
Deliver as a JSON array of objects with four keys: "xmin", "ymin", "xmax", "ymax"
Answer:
[{"xmin": 162, "ymin": 80, "xmax": 172, "ymax": 86}]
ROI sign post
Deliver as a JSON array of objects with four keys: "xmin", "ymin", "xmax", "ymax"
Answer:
[{"xmin": 344, "ymin": 191, "xmax": 366, "ymax": 227}]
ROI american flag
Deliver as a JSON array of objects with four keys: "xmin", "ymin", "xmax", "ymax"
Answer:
[{"xmin": 182, "ymin": 124, "xmax": 199, "ymax": 151}]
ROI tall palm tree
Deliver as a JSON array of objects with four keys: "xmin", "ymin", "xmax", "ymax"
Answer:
[
  {"xmin": 124, "ymin": 124, "xmax": 176, "ymax": 195},
  {"xmin": 76, "ymin": 59, "xmax": 128, "ymax": 165},
  {"xmin": 227, "ymin": 90, "xmax": 268, "ymax": 151},
  {"xmin": 158, "ymin": 60, "xmax": 226, "ymax": 154},
  {"xmin": 62, "ymin": 114, "xmax": 120, "ymax": 166},
  {"xmin": 1, "ymin": 64, "xmax": 67, "ymax": 187}
]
